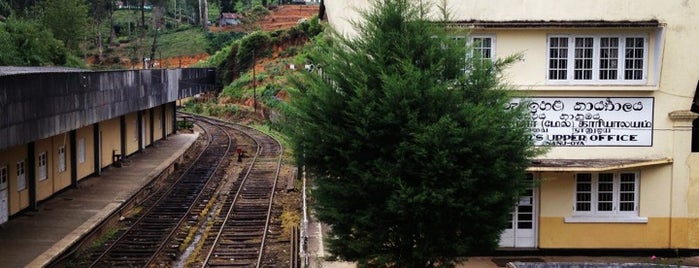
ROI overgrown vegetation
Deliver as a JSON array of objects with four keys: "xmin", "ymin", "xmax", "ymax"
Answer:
[
  {"xmin": 0, "ymin": 17, "xmax": 85, "ymax": 67},
  {"xmin": 0, "ymin": 0, "xmax": 297, "ymax": 69}
]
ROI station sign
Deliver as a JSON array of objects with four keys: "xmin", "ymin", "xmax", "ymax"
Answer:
[{"xmin": 508, "ymin": 97, "xmax": 654, "ymax": 147}]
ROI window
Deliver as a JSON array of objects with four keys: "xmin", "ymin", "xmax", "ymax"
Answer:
[
  {"xmin": 0, "ymin": 165, "xmax": 8, "ymax": 190},
  {"xmin": 58, "ymin": 146, "xmax": 66, "ymax": 173},
  {"xmin": 17, "ymin": 161, "xmax": 25, "ymax": 191},
  {"xmin": 38, "ymin": 152, "xmax": 47, "ymax": 181},
  {"xmin": 547, "ymin": 35, "xmax": 647, "ymax": 84},
  {"xmin": 133, "ymin": 120, "xmax": 138, "ymax": 141},
  {"xmin": 470, "ymin": 36, "xmax": 495, "ymax": 61},
  {"xmin": 78, "ymin": 138, "xmax": 85, "ymax": 164},
  {"xmin": 570, "ymin": 171, "xmax": 643, "ymax": 222}
]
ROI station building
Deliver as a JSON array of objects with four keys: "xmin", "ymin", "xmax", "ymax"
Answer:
[
  {"xmin": 0, "ymin": 67, "xmax": 216, "ymax": 225},
  {"xmin": 324, "ymin": 0, "xmax": 699, "ymax": 250}
]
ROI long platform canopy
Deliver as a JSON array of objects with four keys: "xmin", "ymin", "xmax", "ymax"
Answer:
[{"xmin": 527, "ymin": 157, "xmax": 673, "ymax": 172}]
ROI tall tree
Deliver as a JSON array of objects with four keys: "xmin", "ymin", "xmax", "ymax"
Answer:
[
  {"xmin": 220, "ymin": 0, "xmax": 238, "ymax": 13},
  {"xmin": 89, "ymin": 0, "xmax": 114, "ymax": 63},
  {"xmin": 283, "ymin": 0, "xmax": 542, "ymax": 267},
  {"xmin": 39, "ymin": 0, "xmax": 90, "ymax": 51}
]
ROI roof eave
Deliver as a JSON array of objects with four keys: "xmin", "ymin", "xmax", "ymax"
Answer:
[{"xmin": 447, "ymin": 20, "xmax": 662, "ymax": 29}]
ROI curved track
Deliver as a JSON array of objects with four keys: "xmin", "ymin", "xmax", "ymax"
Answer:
[
  {"xmin": 88, "ymin": 117, "xmax": 233, "ymax": 267},
  {"xmin": 200, "ymin": 122, "xmax": 283, "ymax": 267}
]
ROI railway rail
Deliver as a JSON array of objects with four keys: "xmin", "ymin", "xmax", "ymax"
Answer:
[
  {"xmin": 199, "ymin": 122, "xmax": 283, "ymax": 267},
  {"xmin": 87, "ymin": 116, "xmax": 233, "ymax": 267},
  {"xmin": 53, "ymin": 113, "xmax": 290, "ymax": 268}
]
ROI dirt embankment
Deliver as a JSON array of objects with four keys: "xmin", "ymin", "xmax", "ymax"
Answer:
[
  {"xmin": 211, "ymin": 4, "xmax": 320, "ymax": 33},
  {"xmin": 168, "ymin": 5, "xmax": 319, "ymax": 68}
]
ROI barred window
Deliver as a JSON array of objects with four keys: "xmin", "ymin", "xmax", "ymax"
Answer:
[{"xmin": 548, "ymin": 35, "xmax": 647, "ymax": 83}]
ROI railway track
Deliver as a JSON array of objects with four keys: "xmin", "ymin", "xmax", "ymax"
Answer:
[
  {"xmin": 57, "ymin": 113, "xmax": 289, "ymax": 268},
  {"xmin": 200, "ymin": 123, "xmax": 283, "ymax": 267},
  {"xmin": 87, "ymin": 117, "xmax": 234, "ymax": 267}
]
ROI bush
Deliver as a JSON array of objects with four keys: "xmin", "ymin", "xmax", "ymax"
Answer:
[
  {"xmin": 206, "ymin": 31, "xmax": 244, "ymax": 54},
  {"xmin": 117, "ymin": 36, "xmax": 130, "ymax": 44},
  {"xmin": 177, "ymin": 120, "xmax": 194, "ymax": 130},
  {"xmin": 237, "ymin": 31, "xmax": 272, "ymax": 70}
]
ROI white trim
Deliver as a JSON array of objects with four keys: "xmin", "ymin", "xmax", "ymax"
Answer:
[
  {"xmin": 58, "ymin": 146, "xmax": 66, "ymax": 173},
  {"xmin": 78, "ymin": 138, "xmax": 85, "ymax": 164},
  {"xmin": 546, "ymin": 33, "xmax": 649, "ymax": 85},
  {"xmin": 564, "ymin": 215, "xmax": 648, "ymax": 223},
  {"xmin": 16, "ymin": 161, "xmax": 25, "ymax": 191},
  {"xmin": 0, "ymin": 165, "xmax": 7, "ymax": 190},
  {"xmin": 572, "ymin": 171, "xmax": 641, "ymax": 218},
  {"xmin": 469, "ymin": 34, "xmax": 496, "ymax": 60},
  {"xmin": 38, "ymin": 152, "xmax": 47, "ymax": 181}
]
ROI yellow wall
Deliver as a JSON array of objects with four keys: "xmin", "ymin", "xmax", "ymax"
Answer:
[
  {"xmin": 537, "ymin": 165, "xmax": 678, "ymax": 248},
  {"xmin": 34, "ymin": 137, "xmax": 53, "ymax": 202},
  {"xmin": 0, "ymin": 145, "xmax": 29, "ymax": 214},
  {"xmin": 539, "ymin": 217, "xmax": 670, "ymax": 248},
  {"xmin": 0, "ymin": 103, "xmax": 179, "ymax": 218},
  {"xmin": 76, "ymin": 125, "xmax": 95, "ymax": 180},
  {"xmin": 685, "ymin": 154, "xmax": 699, "ymax": 248},
  {"xmin": 100, "ymin": 118, "xmax": 121, "ymax": 169}
]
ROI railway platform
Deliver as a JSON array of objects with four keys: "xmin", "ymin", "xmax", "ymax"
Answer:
[{"xmin": 0, "ymin": 133, "xmax": 199, "ymax": 268}]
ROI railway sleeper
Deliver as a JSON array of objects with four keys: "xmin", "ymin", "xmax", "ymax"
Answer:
[
  {"xmin": 207, "ymin": 261, "xmax": 258, "ymax": 267},
  {"xmin": 230, "ymin": 212, "xmax": 267, "ymax": 219}
]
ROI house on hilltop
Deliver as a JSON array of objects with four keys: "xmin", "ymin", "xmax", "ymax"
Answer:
[
  {"xmin": 219, "ymin": 12, "xmax": 243, "ymax": 26},
  {"xmin": 325, "ymin": 0, "xmax": 699, "ymax": 250}
]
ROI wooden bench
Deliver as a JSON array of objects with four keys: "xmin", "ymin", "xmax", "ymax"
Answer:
[{"xmin": 112, "ymin": 150, "xmax": 123, "ymax": 167}]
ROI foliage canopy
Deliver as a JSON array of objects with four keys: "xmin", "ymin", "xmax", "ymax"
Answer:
[
  {"xmin": 0, "ymin": 17, "xmax": 83, "ymax": 67},
  {"xmin": 38, "ymin": 0, "xmax": 91, "ymax": 51},
  {"xmin": 283, "ymin": 0, "xmax": 541, "ymax": 267}
]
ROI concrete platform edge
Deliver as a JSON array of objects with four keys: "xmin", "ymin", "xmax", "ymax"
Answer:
[{"xmin": 25, "ymin": 132, "xmax": 199, "ymax": 268}]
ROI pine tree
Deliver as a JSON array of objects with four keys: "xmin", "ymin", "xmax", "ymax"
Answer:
[{"xmin": 283, "ymin": 0, "xmax": 542, "ymax": 267}]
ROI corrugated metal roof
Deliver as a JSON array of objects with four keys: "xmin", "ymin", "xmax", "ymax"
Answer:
[{"xmin": 0, "ymin": 66, "xmax": 90, "ymax": 77}]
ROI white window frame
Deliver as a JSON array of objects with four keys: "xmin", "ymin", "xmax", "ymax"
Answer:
[
  {"xmin": 58, "ymin": 146, "xmax": 66, "ymax": 173},
  {"xmin": 17, "ymin": 161, "xmax": 26, "ymax": 191},
  {"xmin": 0, "ymin": 165, "xmax": 8, "ymax": 190},
  {"xmin": 38, "ymin": 152, "xmax": 48, "ymax": 181},
  {"xmin": 546, "ymin": 34, "xmax": 648, "ymax": 85},
  {"xmin": 469, "ymin": 35, "xmax": 496, "ymax": 61},
  {"xmin": 566, "ymin": 171, "xmax": 647, "ymax": 223},
  {"xmin": 78, "ymin": 138, "xmax": 85, "ymax": 164}
]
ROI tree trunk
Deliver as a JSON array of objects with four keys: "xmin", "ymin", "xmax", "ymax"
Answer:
[
  {"xmin": 140, "ymin": 0, "xmax": 145, "ymax": 31},
  {"xmin": 149, "ymin": 31, "xmax": 158, "ymax": 68},
  {"xmin": 95, "ymin": 20, "xmax": 104, "ymax": 64},
  {"xmin": 108, "ymin": 4, "xmax": 117, "ymax": 46},
  {"xmin": 200, "ymin": 0, "xmax": 209, "ymax": 31}
]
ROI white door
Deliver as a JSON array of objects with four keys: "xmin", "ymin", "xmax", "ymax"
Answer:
[
  {"xmin": 499, "ymin": 175, "xmax": 537, "ymax": 248},
  {"xmin": 0, "ymin": 166, "xmax": 8, "ymax": 224},
  {"xmin": 141, "ymin": 119, "xmax": 146, "ymax": 149}
]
